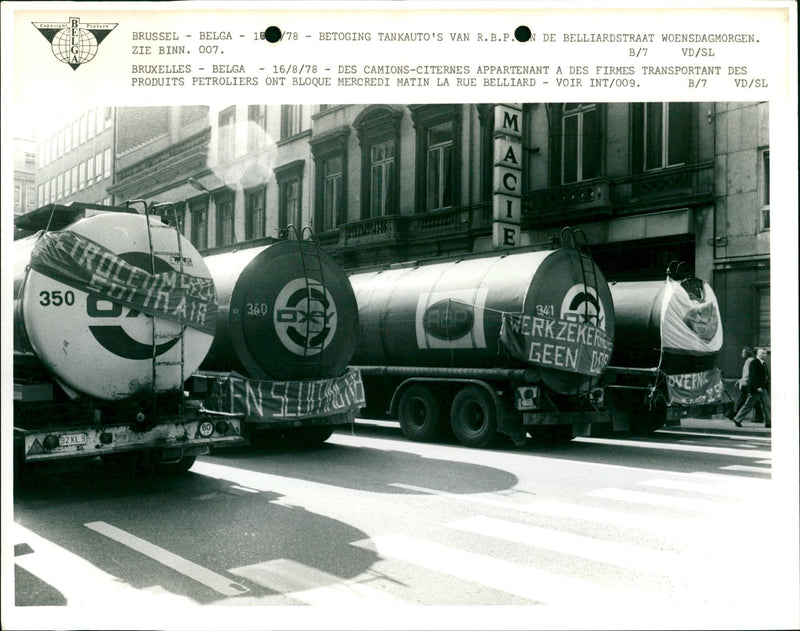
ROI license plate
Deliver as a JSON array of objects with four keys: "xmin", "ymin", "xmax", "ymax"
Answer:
[{"xmin": 59, "ymin": 433, "xmax": 88, "ymax": 447}]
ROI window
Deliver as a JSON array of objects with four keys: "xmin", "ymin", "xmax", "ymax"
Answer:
[
  {"xmin": 426, "ymin": 121, "xmax": 454, "ymax": 211},
  {"xmin": 104, "ymin": 149, "xmax": 112, "ymax": 179},
  {"xmin": 86, "ymin": 157, "xmax": 94, "ymax": 184},
  {"xmin": 25, "ymin": 152, "xmax": 36, "ymax": 167},
  {"xmin": 80, "ymin": 115, "xmax": 87, "ymax": 144},
  {"xmin": 14, "ymin": 184, "xmax": 22, "ymax": 211},
  {"xmin": 369, "ymin": 141, "xmax": 395, "ymax": 217},
  {"xmin": 644, "ymin": 102, "xmax": 691, "ymax": 170},
  {"xmin": 355, "ymin": 106, "xmax": 402, "ymax": 219},
  {"xmin": 560, "ymin": 103, "xmax": 600, "ymax": 184},
  {"xmin": 215, "ymin": 193, "xmax": 235, "ymax": 246},
  {"xmin": 40, "ymin": 140, "xmax": 48, "ymax": 166},
  {"xmin": 96, "ymin": 108, "xmax": 104, "ymax": 135},
  {"xmin": 280, "ymin": 105, "xmax": 302, "ymax": 139},
  {"xmin": 79, "ymin": 162, "xmax": 86, "ymax": 189},
  {"xmin": 244, "ymin": 186, "xmax": 266, "ymax": 239},
  {"xmin": 72, "ymin": 120, "xmax": 79, "ymax": 149},
  {"xmin": 71, "ymin": 166, "xmax": 78, "ymax": 193},
  {"xmin": 409, "ymin": 105, "xmax": 460, "ymax": 213},
  {"xmin": 87, "ymin": 109, "xmax": 95, "ymax": 139},
  {"xmin": 57, "ymin": 130, "xmax": 64, "ymax": 158},
  {"xmin": 26, "ymin": 183, "xmax": 36, "ymax": 210},
  {"xmin": 64, "ymin": 169, "xmax": 71, "ymax": 195},
  {"xmin": 760, "ymin": 149, "xmax": 770, "ymax": 231},
  {"xmin": 95, "ymin": 154, "xmax": 103, "ymax": 183},
  {"xmin": 50, "ymin": 179, "xmax": 56, "ymax": 201},
  {"xmin": 311, "ymin": 128, "xmax": 349, "ymax": 231},
  {"xmin": 275, "ymin": 160, "xmax": 304, "ymax": 232},
  {"xmin": 218, "ymin": 107, "xmax": 236, "ymax": 163},
  {"xmin": 247, "ymin": 105, "xmax": 267, "ymax": 152},
  {"xmin": 104, "ymin": 107, "xmax": 113, "ymax": 129},
  {"xmin": 57, "ymin": 173, "xmax": 64, "ymax": 199},
  {"xmin": 38, "ymin": 184, "xmax": 43, "ymax": 206},
  {"xmin": 190, "ymin": 200, "xmax": 208, "ymax": 250}
]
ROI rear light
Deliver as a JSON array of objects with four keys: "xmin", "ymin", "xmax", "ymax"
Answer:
[
  {"xmin": 215, "ymin": 421, "xmax": 230, "ymax": 435},
  {"xmin": 43, "ymin": 435, "xmax": 59, "ymax": 450}
]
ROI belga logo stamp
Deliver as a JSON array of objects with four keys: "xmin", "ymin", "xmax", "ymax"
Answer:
[{"xmin": 33, "ymin": 17, "xmax": 117, "ymax": 70}]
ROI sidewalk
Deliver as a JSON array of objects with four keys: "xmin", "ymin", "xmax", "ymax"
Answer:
[{"xmin": 671, "ymin": 415, "xmax": 771, "ymax": 436}]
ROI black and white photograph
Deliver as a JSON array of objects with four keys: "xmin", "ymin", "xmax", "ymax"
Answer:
[{"xmin": 2, "ymin": 3, "xmax": 798, "ymax": 630}]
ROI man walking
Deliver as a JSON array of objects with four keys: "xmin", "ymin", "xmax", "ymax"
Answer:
[{"xmin": 732, "ymin": 348, "xmax": 771, "ymax": 428}]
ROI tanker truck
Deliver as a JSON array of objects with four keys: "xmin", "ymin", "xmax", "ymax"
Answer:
[
  {"xmin": 604, "ymin": 262, "xmax": 732, "ymax": 433},
  {"xmin": 13, "ymin": 202, "xmax": 245, "ymax": 472},
  {"xmin": 347, "ymin": 229, "xmax": 615, "ymax": 448},
  {"xmin": 185, "ymin": 229, "xmax": 365, "ymax": 446}
]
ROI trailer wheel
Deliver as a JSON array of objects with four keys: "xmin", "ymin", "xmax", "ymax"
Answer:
[
  {"xmin": 159, "ymin": 455, "xmax": 197, "ymax": 474},
  {"xmin": 397, "ymin": 384, "xmax": 443, "ymax": 442},
  {"xmin": 450, "ymin": 386, "xmax": 497, "ymax": 448}
]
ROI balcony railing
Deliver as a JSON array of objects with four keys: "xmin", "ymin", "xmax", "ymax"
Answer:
[{"xmin": 523, "ymin": 179, "xmax": 612, "ymax": 226}]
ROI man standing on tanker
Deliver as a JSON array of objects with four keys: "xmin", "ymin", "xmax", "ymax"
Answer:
[{"xmin": 732, "ymin": 348, "xmax": 770, "ymax": 428}]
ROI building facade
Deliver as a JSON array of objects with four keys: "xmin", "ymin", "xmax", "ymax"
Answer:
[
  {"xmin": 14, "ymin": 136, "xmax": 37, "ymax": 216},
  {"xmin": 34, "ymin": 106, "xmax": 115, "ymax": 208},
  {"xmin": 99, "ymin": 102, "xmax": 769, "ymax": 378}
]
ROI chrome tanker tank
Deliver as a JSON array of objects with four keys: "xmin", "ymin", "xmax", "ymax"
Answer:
[
  {"xmin": 609, "ymin": 274, "xmax": 723, "ymax": 372},
  {"xmin": 201, "ymin": 240, "xmax": 358, "ymax": 381},
  {"xmin": 14, "ymin": 210, "xmax": 217, "ymax": 400},
  {"xmin": 349, "ymin": 247, "xmax": 615, "ymax": 396}
]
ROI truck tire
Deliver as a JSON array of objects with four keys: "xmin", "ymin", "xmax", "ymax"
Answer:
[
  {"xmin": 450, "ymin": 386, "xmax": 497, "ymax": 448},
  {"xmin": 397, "ymin": 384, "xmax": 444, "ymax": 442}
]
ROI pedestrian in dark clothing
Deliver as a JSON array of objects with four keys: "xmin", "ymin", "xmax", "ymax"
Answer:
[
  {"xmin": 733, "ymin": 348, "xmax": 770, "ymax": 427},
  {"xmin": 729, "ymin": 347, "xmax": 763, "ymax": 422}
]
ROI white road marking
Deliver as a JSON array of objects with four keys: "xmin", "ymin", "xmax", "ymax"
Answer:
[
  {"xmin": 719, "ymin": 464, "xmax": 772, "ymax": 474},
  {"xmin": 638, "ymin": 478, "xmax": 764, "ymax": 498},
  {"xmin": 84, "ymin": 521, "xmax": 249, "ymax": 597},
  {"xmin": 350, "ymin": 533, "xmax": 661, "ymax": 608},
  {"xmin": 449, "ymin": 515, "xmax": 711, "ymax": 578},
  {"xmin": 12, "ymin": 522, "xmax": 195, "ymax": 607},
  {"xmin": 228, "ymin": 558, "xmax": 407, "ymax": 605},
  {"xmin": 574, "ymin": 435, "xmax": 771, "ymax": 458},
  {"xmin": 587, "ymin": 488, "xmax": 736, "ymax": 515}
]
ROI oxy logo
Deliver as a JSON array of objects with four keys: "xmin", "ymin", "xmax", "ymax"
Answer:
[
  {"xmin": 33, "ymin": 17, "xmax": 117, "ymax": 71},
  {"xmin": 423, "ymin": 299, "xmax": 475, "ymax": 341},
  {"xmin": 560, "ymin": 284, "xmax": 606, "ymax": 331},
  {"xmin": 88, "ymin": 252, "xmax": 180, "ymax": 360},
  {"xmin": 274, "ymin": 278, "xmax": 337, "ymax": 356}
]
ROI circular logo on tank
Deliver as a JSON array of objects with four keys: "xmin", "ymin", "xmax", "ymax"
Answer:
[
  {"xmin": 560, "ymin": 284, "xmax": 606, "ymax": 329},
  {"xmin": 88, "ymin": 252, "xmax": 180, "ymax": 360},
  {"xmin": 274, "ymin": 278, "xmax": 338, "ymax": 356}
]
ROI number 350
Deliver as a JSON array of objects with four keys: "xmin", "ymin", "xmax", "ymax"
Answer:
[{"xmin": 39, "ymin": 290, "xmax": 75, "ymax": 306}]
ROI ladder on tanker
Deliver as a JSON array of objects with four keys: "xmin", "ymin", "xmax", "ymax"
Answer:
[
  {"xmin": 283, "ymin": 225, "xmax": 327, "ymax": 380},
  {"xmin": 129, "ymin": 200, "xmax": 187, "ymax": 410},
  {"xmin": 561, "ymin": 227, "xmax": 601, "ymax": 329}
]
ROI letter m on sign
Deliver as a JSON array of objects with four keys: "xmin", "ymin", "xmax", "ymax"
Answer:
[{"xmin": 494, "ymin": 104, "xmax": 522, "ymax": 139}]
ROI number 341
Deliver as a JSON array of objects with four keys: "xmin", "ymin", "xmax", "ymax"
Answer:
[{"xmin": 39, "ymin": 290, "xmax": 75, "ymax": 306}]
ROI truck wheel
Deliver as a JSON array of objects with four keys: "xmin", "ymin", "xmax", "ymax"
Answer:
[
  {"xmin": 295, "ymin": 426, "xmax": 334, "ymax": 446},
  {"xmin": 159, "ymin": 455, "xmax": 197, "ymax": 474},
  {"xmin": 398, "ymin": 385, "xmax": 443, "ymax": 442},
  {"xmin": 450, "ymin": 386, "xmax": 497, "ymax": 448}
]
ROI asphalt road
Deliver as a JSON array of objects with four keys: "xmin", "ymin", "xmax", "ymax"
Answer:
[{"xmin": 7, "ymin": 419, "xmax": 798, "ymax": 630}]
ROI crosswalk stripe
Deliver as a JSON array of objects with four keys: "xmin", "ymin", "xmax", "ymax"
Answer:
[
  {"xmin": 228, "ymin": 558, "xmax": 407, "ymax": 605},
  {"xmin": 351, "ymin": 533, "xmax": 657, "ymax": 607},
  {"xmin": 587, "ymin": 488, "xmax": 735, "ymax": 514},
  {"xmin": 12, "ymin": 522, "xmax": 195, "ymax": 607},
  {"xmin": 85, "ymin": 521, "xmax": 249, "ymax": 597},
  {"xmin": 719, "ymin": 464, "xmax": 771, "ymax": 474},
  {"xmin": 449, "ymin": 515, "xmax": 705, "ymax": 578},
  {"xmin": 575, "ymin": 436, "xmax": 771, "ymax": 458},
  {"xmin": 639, "ymin": 478, "xmax": 763, "ymax": 498}
]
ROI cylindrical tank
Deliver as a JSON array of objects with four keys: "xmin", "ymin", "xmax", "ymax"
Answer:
[
  {"xmin": 609, "ymin": 278, "xmax": 723, "ymax": 372},
  {"xmin": 14, "ymin": 212, "xmax": 216, "ymax": 400},
  {"xmin": 202, "ymin": 240, "xmax": 358, "ymax": 381},
  {"xmin": 349, "ymin": 248, "xmax": 615, "ymax": 396}
]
